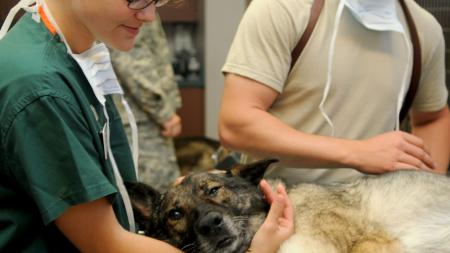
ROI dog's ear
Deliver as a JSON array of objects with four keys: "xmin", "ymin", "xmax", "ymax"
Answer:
[
  {"xmin": 229, "ymin": 158, "xmax": 278, "ymax": 185},
  {"xmin": 125, "ymin": 181, "xmax": 162, "ymax": 237}
]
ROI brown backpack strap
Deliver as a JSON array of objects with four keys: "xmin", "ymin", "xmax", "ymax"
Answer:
[
  {"xmin": 290, "ymin": 0, "xmax": 324, "ymax": 71},
  {"xmin": 399, "ymin": 0, "xmax": 422, "ymax": 123}
]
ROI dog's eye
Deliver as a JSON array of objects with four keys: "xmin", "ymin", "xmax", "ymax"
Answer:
[
  {"xmin": 207, "ymin": 186, "xmax": 221, "ymax": 197},
  {"xmin": 168, "ymin": 209, "xmax": 184, "ymax": 221}
]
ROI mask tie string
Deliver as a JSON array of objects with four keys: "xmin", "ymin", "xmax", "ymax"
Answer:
[
  {"xmin": 319, "ymin": 0, "xmax": 345, "ymax": 136},
  {"xmin": 103, "ymin": 106, "xmax": 136, "ymax": 233},
  {"xmin": 0, "ymin": 0, "xmax": 39, "ymax": 40},
  {"xmin": 121, "ymin": 95, "xmax": 139, "ymax": 176},
  {"xmin": 395, "ymin": 31, "xmax": 413, "ymax": 130}
]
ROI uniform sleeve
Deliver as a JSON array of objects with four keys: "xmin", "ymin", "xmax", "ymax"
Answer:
[
  {"xmin": 3, "ymin": 95, "xmax": 117, "ymax": 225},
  {"xmin": 221, "ymin": 0, "xmax": 312, "ymax": 92},
  {"xmin": 413, "ymin": 12, "xmax": 448, "ymax": 112},
  {"xmin": 111, "ymin": 16, "xmax": 181, "ymax": 125}
]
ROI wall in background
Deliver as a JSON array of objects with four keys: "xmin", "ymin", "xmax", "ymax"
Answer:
[
  {"xmin": 159, "ymin": 0, "xmax": 206, "ymax": 137},
  {"xmin": 204, "ymin": 1, "xmax": 246, "ymax": 139}
]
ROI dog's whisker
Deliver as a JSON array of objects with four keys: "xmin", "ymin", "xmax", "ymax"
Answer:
[
  {"xmin": 237, "ymin": 222, "xmax": 246, "ymax": 230},
  {"xmin": 181, "ymin": 242, "xmax": 196, "ymax": 251},
  {"xmin": 232, "ymin": 215, "xmax": 249, "ymax": 222},
  {"xmin": 199, "ymin": 239, "xmax": 218, "ymax": 253},
  {"xmin": 206, "ymin": 245, "xmax": 216, "ymax": 253},
  {"xmin": 184, "ymin": 245, "xmax": 197, "ymax": 253}
]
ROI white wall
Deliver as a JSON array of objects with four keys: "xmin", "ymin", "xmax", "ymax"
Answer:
[{"xmin": 204, "ymin": 1, "xmax": 246, "ymax": 139}]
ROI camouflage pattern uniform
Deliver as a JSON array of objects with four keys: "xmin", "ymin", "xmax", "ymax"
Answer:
[{"xmin": 110, "ymin": 16, "xmax": 182, "ymax": 191}]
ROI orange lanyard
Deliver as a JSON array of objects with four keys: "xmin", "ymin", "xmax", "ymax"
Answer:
[{"xmin": 38, "ymin": 6, "xmax": 56, "ymax": 35}]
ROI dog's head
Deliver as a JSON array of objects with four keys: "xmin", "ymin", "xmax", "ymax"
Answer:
[{"xmin": 126, "ymin": 159, "xmax": 278, "ymax": 253}]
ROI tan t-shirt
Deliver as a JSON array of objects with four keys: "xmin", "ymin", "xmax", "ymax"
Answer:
[{"xmin": 222, "ymin": 0, "xmax": 448, "ymax": 185}]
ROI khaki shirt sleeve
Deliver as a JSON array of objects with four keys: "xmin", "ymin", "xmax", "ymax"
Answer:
[
  {"xmin": 222, "ymin": 0, "xmax": 312, "ymax": 92},
  {"xmin": 413, "ymin": 14, "xmax": 448, "ymax": 112}
]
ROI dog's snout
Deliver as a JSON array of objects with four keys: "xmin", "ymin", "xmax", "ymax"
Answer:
[{"xmin": 197, "ymin": 211, "xmax": 224, "ymax": 236}]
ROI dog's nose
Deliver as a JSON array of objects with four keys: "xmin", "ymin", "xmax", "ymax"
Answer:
[{"xmin": 197, "ymin": 211, "xmax": 224, "ymax": 236}]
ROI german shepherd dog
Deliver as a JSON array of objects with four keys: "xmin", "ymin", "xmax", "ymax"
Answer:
[{"xmin": 126, "ymin": 159, "xmax": 450, "ymax": 253}]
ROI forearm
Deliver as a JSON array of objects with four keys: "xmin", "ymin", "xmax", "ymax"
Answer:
[
  {"xmin": 219, "ymin": 107, "xmax": 355, "ymax": 169},
  {"xmin": 411, "ymin": 107, "xmax": 450, "ymax": 173},
  {"xmin": 112, "ymin": 229, "xmax": 182, "ymax": 253},
  {"xmin": 56, "ymin": 198, "xmax": 182, "ymax": 253},
  {"xmin": 220, "ymin": 100, "xmax": 436, "ymax": 173},
  {"xmin": 220, "ymin": 74, "xmax": 434, "ymax": 173}
]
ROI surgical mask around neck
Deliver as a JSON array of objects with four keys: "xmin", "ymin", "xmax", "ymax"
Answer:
[
  {"xmin": 319, "ymin": 0, "xmax": 412, "ymax": 135},
  {"xmin": 70, "ymin": 43, "xmax": 140, "ymax": 173},
  {"xmin": 344, "ymin": 0, "xmax": 405, "ymax": 33}
]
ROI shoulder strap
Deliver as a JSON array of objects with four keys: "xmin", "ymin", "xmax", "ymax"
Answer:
[
  {"xmin": 399, "ymin": 0, "xmax": 421, "ymax": 123},
  {"xmin": 289, "ymin": 0, "xmax": 421, "ymax": 123},
  {"xmin": 290, "ymin": 0, "xmax": 324, "ymax": 71}
]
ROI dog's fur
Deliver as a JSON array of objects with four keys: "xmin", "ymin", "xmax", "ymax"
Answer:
[{"xmin": 126, "ymin": 159, "xmax": 450, "ymax": 253}]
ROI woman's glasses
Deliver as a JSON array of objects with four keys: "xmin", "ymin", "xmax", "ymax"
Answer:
[{"xmin": 127, "ymin": 0, "xmax": 170, "ymax": 10}]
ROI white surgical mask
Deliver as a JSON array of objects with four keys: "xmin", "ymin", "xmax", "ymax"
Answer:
[
  {"xmin": 344, "ymin": 0, "xmax": 405, "ymax": 33},
  {"xmin": 320, "ymin": 0, "xmax": 412, "ymax": 135},
  {"xmin": 0, "ymin": 0, "xmax": 138, "ymax": 232},
  {"xmin": 67, "ymin": 42, "xmax": 140, "ymax": 175}
]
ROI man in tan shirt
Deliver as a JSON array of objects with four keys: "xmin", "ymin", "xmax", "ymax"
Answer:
[{"xmin": 220, "ymin": 0, "xmax": 449, "ymax": 185}]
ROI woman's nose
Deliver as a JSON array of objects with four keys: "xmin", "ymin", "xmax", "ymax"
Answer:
[{"xmin": 135, "ymin": 4, "xmax": 156, "ymax": 22}]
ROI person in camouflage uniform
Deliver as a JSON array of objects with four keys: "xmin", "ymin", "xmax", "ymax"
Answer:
[{"xmin": 110, "ymin": 16, "xmax": 182, "ymax": 192}]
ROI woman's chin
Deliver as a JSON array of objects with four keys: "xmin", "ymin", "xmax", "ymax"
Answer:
[{"xmin": 108, "ymin": 38, "xmax": 136, "ymax": 52}]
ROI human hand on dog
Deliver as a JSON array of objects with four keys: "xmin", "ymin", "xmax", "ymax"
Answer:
[
  {"xmin": 350, "ymin": 131, "xmax": 436, "ymax": 173},
  {"xmin": 162, "ymin": 113, "xmax": 182, "ymax": 137},
  {"xmin": 247, "ymin": 180, "xmax": 295, "ymax": 253}
]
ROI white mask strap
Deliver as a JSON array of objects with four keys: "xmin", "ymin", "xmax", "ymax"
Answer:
[
  {"xmin": 103, "ymin": 106, "xmax": 136, "ymax": 233},
  {"xmin": 120, "ymin": 95, "xmax": 139, "ymax": 177},
  {"xmin": 0, "ymin": 0, "xmax": 39, "ymax": 40},
  {"xmin": 319, "ymin": 0, "xmax": 345, "ymax": 136},
  {"xmin": 396, "ymin": 32, "xmax": 413, "ymax": 130}
]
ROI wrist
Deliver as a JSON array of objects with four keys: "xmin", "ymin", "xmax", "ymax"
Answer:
[
  {"xmin": 246, "ymin": 247, "xmax": 267, "ymax": 253},
  {"xmin": 339, "ymin": 139, "xmax": 362, "ymax": 169},
  {"xmin": 247, "ymin": 244, "xmax": 278, "ymax": 253}
]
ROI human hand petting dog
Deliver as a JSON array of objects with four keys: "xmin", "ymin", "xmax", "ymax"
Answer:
[
  {"xmin": 349, "ymin": 131, "xmax": 437, "ymax": 174},
  {"xmin": 162, "ymin": 113, "xmax": 182, "ymax": 137},
  {"xmin": 247, "ymin": 180, "xmax": 295, "ymax": 253}
]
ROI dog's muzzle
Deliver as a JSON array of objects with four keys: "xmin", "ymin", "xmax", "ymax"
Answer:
[{"xmin": 195, "ymin": 211, "xmax": 236, "ymax": 249}]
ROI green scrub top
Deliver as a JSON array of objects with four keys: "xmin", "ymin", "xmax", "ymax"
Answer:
[{"xmin": 0, "ymin": 14, "xmax": 137, "ymax": 252}]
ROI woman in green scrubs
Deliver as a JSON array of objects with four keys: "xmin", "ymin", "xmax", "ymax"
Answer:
[{"xmin": 0, "ymin": 0, "xmax": 293, "ymax": 252}]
